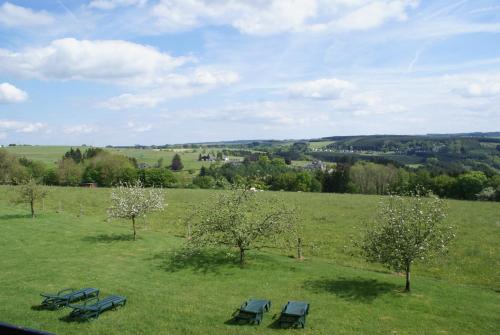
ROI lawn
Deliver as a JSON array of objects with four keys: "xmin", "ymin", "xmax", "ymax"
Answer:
[{"xmin": 0, "ymin": 186, "xmax": 498, "ymax": 334}]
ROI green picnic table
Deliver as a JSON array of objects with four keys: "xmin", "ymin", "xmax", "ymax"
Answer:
[
  {"xmin": 68, "ymin": 295, "xmax": 126, "ymax": 320},
  {"xmin": 278, "ymin": 301, "xmax": 310, "ymax": 328},
  {"xmin": 40, "ymin": 288, "xmax": 99, "ymax": 310},
  {"xmin": 234, "ymin": 299, "xmax": 271, "ymax": 325}
]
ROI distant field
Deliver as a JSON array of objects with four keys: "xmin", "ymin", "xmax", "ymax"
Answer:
[
  {"xmin": 5, "ymin": 146, "xmax": 226, "ymax": 165},
  {"xmin": 290, "ymin": 160, "xmax": 310, "ymax": 167},
  {"xmin": 4, "ymin": 146, "xmax": 244, "ymax": 182},
  {"xmin": 4, "ymin": 146, "xmax": 78, "ymax": 166},
  {"xmin": 308, "ymin": 141, "xmax": 334, "ymax": 149},
  {"xmin": 0, "ymin": 186, "xmax": 498, "ymax": 334}
]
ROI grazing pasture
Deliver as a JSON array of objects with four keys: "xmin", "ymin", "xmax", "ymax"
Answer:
[{"xmin": 0, "ymin": 186, "xmax": 498, "ymax": 334}]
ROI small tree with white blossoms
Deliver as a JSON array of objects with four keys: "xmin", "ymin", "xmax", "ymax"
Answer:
[
  {"xmin": 188, "ymin": 188, "xmax": 298, "ymax": 266},
  {"xmin": 15, "ymin": 178, "xmax": 47, "ymax": 218},
  {"xmin": 357, "ymin": 193, "xmax": 455, "ymax": 292},
  {"xmin": 107, "ymin": 181, "xmax": 165, "ymax": 240}
]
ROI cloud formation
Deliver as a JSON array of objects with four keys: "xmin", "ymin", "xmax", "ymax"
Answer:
[
  {"xmin": 63, "ymin": 124, "xmax": 98, "ymax": 135},
  {"xmin": 288, "ymin": 78, "xmax": 355, "ymax": 99},
  {"xmin": 89, "ymin": 0, "xmax": 148, "ymax": 10},
  {"xmin": 455, "ymin": 80, "xmax": 500, "ymax": 98},
  {"xmin": 100, "ymin": 69, "xmax": 239, "ymax": 109},
  {"xmin": 152, "ymin": 0, "xmax": 419, "ymax": 35},
  {"xmin": 288, "ymin": 77, "xmax": 405, "ymax": 116},
  {"xmin": 0, "ymin": 38, "xmax": 238, "ymax": 110},
  {"xmin": 0, "ymin": 38, "xmax": 189, "ymax": 85},
  {"xmin": 0, "ymin": 2, "xmax": 54, "ymax": 28},
  {"xmin": 0, "ymin": 82, "xmax": 28, "ymax": 103},
  {"xmin": 0, "ymin": 120, "xmax": 45, "ymax": 133}
]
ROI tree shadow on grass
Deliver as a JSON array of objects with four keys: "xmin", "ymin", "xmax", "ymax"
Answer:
[
  {"xmin": 0, "ymin": 213, "xmax": 32, "ymax": 220},
  {"xmin": 82, "ymin": 233, "xmax": 135, "ymax": 243},
  {"xmin": 303, "ymin": 277, "xmax": 399, "ymax": 303},
  {"xmin": 153, "ymin": 248, "xmax": 240, "ymax": 274}
]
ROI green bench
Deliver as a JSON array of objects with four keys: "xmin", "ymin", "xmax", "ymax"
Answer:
[
  {"xmin": 233, "ymin": 299, "xmax": 271, "ymax": 325},
  {"xmin": 68, "ymin": 295, "xmax": 126, "ymax": 320},
  {"xmin": 40, "ymin": 288, "xmax": 99, "ymax": 310},
  {"xmin": 278, "ymin": 301, "xmax": 310, "ymax": 328}
]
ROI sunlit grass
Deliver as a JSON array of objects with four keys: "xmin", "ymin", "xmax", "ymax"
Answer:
[{"xmin": 0, "ymin": 186, "xmax": 498, "ymax": 334}]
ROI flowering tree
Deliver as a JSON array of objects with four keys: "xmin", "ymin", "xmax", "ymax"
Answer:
[
  {"xmin": 107, "ymin": 181, "xmax": 165, "ymax": 240},
  {"xmin": 188, "ymin": 189, "xmax": 298, "ymax": 266},
  {"xmin": 357, "ymin": 194, "xmax": 455, "ymax": 292},
  {"xmin": 15, "ymin": 178, "xmax": 47, "ymax": 218}
]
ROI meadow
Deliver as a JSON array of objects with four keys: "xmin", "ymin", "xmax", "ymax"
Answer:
[{"xmin": 0, "ymin": 186, "xmax": 499, "ymax": 334}]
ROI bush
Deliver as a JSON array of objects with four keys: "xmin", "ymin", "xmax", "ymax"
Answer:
[
  {"xmin": 143, "ymin": 168, "xmax": 177, "ymax": 187},
  {"xmin": 476, "ymin": 187, "xmax": 496, "ymax": 201},
  {"xmin": 0, "ymin": 149, "xmax": 29, "ymax": 184},
  {"xmin": 83, "ymin": 152, "xmax": 137, "ymax": 186},
  {"xmin": 192, "ymin": 175, "xmax": 215, "ymax": 189},
  {"xmin": 57, "ymin": 158, "xmax": 83, "ymax": 186},
  {"xmin": 43, "ymin": 169, "xmax": 59, "ymax": 185},
  {"xmin": 455, "ymin": 171, "xmax": 488, "ymax": 200}
]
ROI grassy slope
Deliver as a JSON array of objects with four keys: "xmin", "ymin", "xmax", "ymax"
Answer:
[{"xmin": 0, "ymin": 186, "xmax": 499, "ymax": 334}]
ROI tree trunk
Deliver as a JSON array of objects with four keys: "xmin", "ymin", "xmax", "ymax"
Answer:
[
  {"xmin": 239, "ymin": 248, "xmax": 245, "ymax": 266},
  {"xmin": 405, "ymin": 264, "xmax": 411, "ymax": 292},
  {"xmin": 30, "ymin": 200, "xmax": 35, "ymax": 218},
  {"xmin": 297, "ymin": 237, "xmax": 304, "ymax": 260},
  {"xmin": 132, "ymin": 216, "xmax": 136, "ymax": 241}
]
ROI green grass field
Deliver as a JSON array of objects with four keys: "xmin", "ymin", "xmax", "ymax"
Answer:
[{"xmin": 0, "ymin": 186, "xmax": 499, "ymax": 334}]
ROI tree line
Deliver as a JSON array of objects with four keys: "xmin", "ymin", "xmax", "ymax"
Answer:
[
  {"xmin": 0, "ymin": 148, "xmax": 182, "ymax": 188},
  {"xmin": 194, "ymin": 155, "xmax": 500, "ymax": 201},
  {"xmin": 1, "ymin": 147, "xmax": 499, "ymax": 201}
]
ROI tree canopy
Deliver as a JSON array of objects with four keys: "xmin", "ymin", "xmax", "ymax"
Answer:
[
  {"xmin": 188, "ymin": 189, "xmax": 298, "ymax": 265},
  {"xmin": 356, "ymin": 193, "xmax": 455, "ymax": 291}
]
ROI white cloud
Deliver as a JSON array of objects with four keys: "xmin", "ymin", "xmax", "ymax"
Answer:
[
  {"xmin": 181, "ymin": 101, "xmax": 330, "ymax": 127},
  {"xmin": 336, "ymin": 0, "xmax": 418, "ymax": 31},
  {"xmin": 287, "ymin": 77, "xmax": 405, "ymax": 116},
  {"xmin": 101, "ymin": 93, "xmax": 165, "ymax": 110},
  {"xmin": 152, "ymin": 0, "xmax": 418, "ymax": 35},
  {"xmin": 193, "ymin": 69, "xmax": 239, "ymax": 85},
  {"xmin": 288, "ymin": 78, "xmax": 355, "ymax": 99},
  {"xmin": 231, "ymin": 0, "xmax": 318, "ymax": 35},
  {"xmin": 455, "ymin": 81, "xmax": 500, "ymax": 98},
  {"xmin": 0, "ymin": 82, "xmax": 28, "ymax": 103},
  {"xmin": 0, "ymin": 120, "xmax": 45, "ymax": 133},
  {"xmin": 89, "ymin": 0, "xmax": 148, "ymax": 10},
  {"xmin": 63, "ymin": 124, "xmax": 98, "ymax": 135},
  {"xmin": 100, "ymin": 69, "xmax": 238, "ymax": 109},
  {"xmin": 0, "ymin": 38, "xmax": 238, "ymax": 110},
  {"xmin": 127, "ymin": 121, "xmax": 153, "ymax": 132},
  {"xmin": 0, "ymin": 38, "xmax": 190, "ymax": 86},
  {"xmin": 0, "ymin": 2, "xmax": 54, "ymax": 28}
]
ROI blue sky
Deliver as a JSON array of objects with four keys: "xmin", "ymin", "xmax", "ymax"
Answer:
[{"xmin": 0, "ymin": 0, "xmax": 499, "ymax": 145}]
